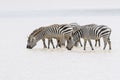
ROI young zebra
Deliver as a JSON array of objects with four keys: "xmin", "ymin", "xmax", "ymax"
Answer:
[
  {"xmin": 27, "ymin": 24, "xmax": 73, "ymax": 49},
  {"xmin": 66, "ymin": 24, "xmax": 111, "ymax": 50}
]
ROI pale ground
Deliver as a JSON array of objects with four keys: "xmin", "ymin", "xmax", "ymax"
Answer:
[{"xmin": 0, "ymin": 16, "xmax": 120, "ymax": 80}]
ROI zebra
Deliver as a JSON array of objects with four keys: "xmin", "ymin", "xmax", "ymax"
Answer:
[
  {"xmin": 27, "ymin": 24, "xmax": 73, "ymax": 49},
  {"xmin": 66, "ymin": 23, "xmax": 101, "ymax": 47},
  {"xmin": 66, "ymin": 24, "xmax": 111, "ymax": 50}
]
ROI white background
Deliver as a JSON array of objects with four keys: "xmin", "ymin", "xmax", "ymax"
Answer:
[
  {"xmin": 0, "ymin": 0, "xmax": 120, "ymax": 80},
  {"xmin": 0, "ymin": 0, "xmax": 120, "ymax": 10}
]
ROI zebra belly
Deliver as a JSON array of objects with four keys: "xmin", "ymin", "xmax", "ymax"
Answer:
[{"xmin": 46, "ymin": 33, "xmax": 64, "ymax": 39}]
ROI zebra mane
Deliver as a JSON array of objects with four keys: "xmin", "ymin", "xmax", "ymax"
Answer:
[
  {"xmin": 28, "ymin": 27, "xmax": 45, "ymax": 39},
  {"xmin": 83, "ymin": 24, "xmax": 97, "ymax": 27},
  {"xmin": 48, "ymin": 24, "xmax": 67, "ymax": 28}
]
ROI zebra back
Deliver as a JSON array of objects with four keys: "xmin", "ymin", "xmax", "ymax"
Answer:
[{"xmin": 45, "ymin": 24, "xmax": 73, "ymax": 36}]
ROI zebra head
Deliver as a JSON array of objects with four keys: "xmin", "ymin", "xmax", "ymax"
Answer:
[
  {"xmin": 66, "ymin": 36, "xmax": 75, "ymax": 50},
  {"xmin": 26, "ymin": 27, "xmax": 46, "ymax": 49},
  {"xmin": 27, "ymin": 36, "xmax": 37, "ymax": 49}
]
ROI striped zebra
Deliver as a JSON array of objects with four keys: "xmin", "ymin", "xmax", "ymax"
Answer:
[
  {"xmin": 66, "ymin": 24, "xmax": 111, "ymax": 50},
  {"xmin": 27, "ymin": 24, "xmax": 73, "ymax": 49},
  {"xmin": 66, "ymin": 23, "xmax": 101, "ymax": 47}
]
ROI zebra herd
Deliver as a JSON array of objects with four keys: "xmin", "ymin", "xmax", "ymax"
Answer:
[{"xmin": 26, "ymin": 23, "xmax": 111, "ymax": 50}]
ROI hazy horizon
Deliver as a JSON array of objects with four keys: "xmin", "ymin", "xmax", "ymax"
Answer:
[
  {"xmin": 0, "ymin": 9, "xmax": 120, "ymax": 18},
  {"xmin": 0, "ymin": 0, "xmax": 120, "ymax": 10}
]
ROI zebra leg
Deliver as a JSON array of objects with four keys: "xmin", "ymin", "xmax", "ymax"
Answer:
[
  {"xmin": 56, "ymin": 39, "xmax": 59, "ymax": 48},
  {"xmin": 103, "ymin": 38, "xmax": 107, "ymax": 50},
  {"xmin": 50, "ymin": 39, "xmax": 55, "ymax": 49},
  {"xmin": 84, "ymin": 39, "xmax": 87, "ymax": 50},
  {"xmin": 95, "ymin": 40, "xmax": 97, "ymax": 47},
  {"xmin": 98, "ymin": 39, "xmax": 100, "ymax": 47},
  {"xmin": 61, "ymin": 39, "xmax": 65, "ymax": 47},
  {"xmin": 56, "ymin": 39, "xmax": 61, "ymax": 48},
  {"xmin": 88, "ymin": 39, "xmax": 94, "ymax": 50},
  {"xmin": 79, "ymin": 39, "xmax": 83, "ymax": 47},
  {"xmin": 48, "ymin": 39, "xmax": 51, "ymax": 49},
  {"xmin": 59, "ymin": 39, "xmax": 63, "ymax": 47},
  {"xmin": 42, "ymin": 39, "xmax": 47, "ymax": 48},
  {"xmin": 107, "ymin": 38, "xmax": 111, "ymax": 50}
]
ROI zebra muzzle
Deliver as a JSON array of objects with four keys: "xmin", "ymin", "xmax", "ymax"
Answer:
[{"xmin": 26, "ymin": 45, "xmax": 32, "ymax": 49}]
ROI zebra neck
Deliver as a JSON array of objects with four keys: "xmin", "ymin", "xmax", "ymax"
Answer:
[{"xmin": 35, "ymin": 30, "xmax": 46, "ymax": 42}]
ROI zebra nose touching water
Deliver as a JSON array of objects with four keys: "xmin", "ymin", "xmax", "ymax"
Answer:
[
  {"xmin": 27, "ymin": 23, "xmax": 112, "ymax": 50},
  {"xmin": 66, "ymin": 24, "xmax": 112, "ymax": 50}
]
